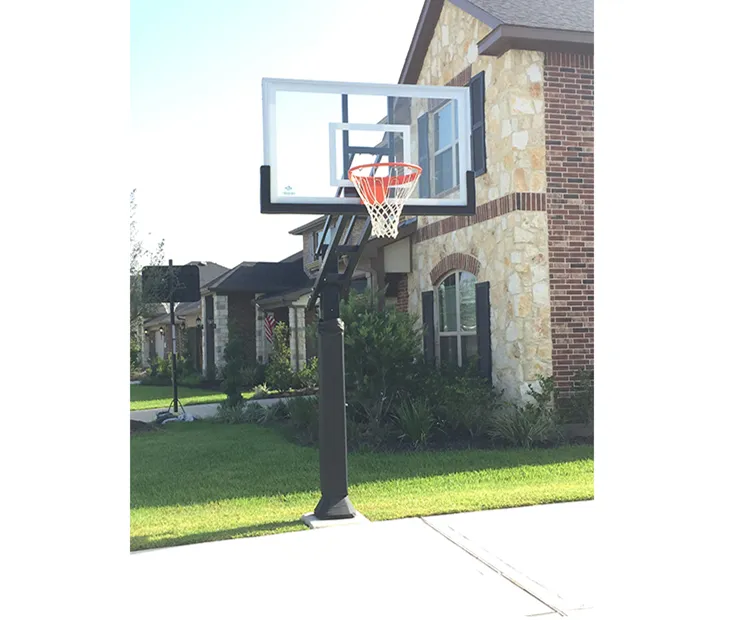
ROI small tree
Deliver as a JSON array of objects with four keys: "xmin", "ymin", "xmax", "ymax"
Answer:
[
  {"xmin": 341, "ymin": 289, "xmax": 422, "ymax": 427},
  {"xmin": 221, "ymin": 324, "xmax": 249, "ymax": 407},
  {"xmin": 265, "ymin": 322, "xmax": 294, "ymax": 391}
]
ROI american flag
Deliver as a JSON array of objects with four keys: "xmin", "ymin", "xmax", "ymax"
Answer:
[{"xmin": 264, "ymin": 313, "xmax": 276, "ymax": 344}]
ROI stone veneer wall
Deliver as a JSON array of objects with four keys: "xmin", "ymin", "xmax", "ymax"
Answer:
[
  {"xmin": 408, "ymin": 211, "xmax": 551, "ymax": 400},
  {"xmin": 412, "ymin": 1, "xmax": 546, "ymax": 228},
  {"xmin": 404, "ymin": 1, "xmax": 553, "ymax": 400},
  {"xmin": 544, "ymin": 52, "xmax": 594, "ymax": 392}
]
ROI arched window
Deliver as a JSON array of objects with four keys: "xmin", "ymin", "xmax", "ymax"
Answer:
[{"xmin": 437, "ymin": 271, "xmax": 477, "ymax": 367}]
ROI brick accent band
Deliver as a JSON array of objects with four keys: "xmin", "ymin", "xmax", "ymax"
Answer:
[
  {"xmin": 429, "ymin": 253, "xmax": 481, "ymax": 285},
  {"xmin": 545, "ymin": 52, "xmax": 593, "ymax": 69},
  {"xmin": 415, "ymin": 192, "xmax": 545, "ymax": 243}
]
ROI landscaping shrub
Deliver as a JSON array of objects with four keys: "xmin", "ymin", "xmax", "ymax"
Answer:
[
  {"xmin": 215, "ymin": 401, "xmax": 249, "ymax": 424},
  {"xmin": 293, "ymin": 356, "xmax": 318, "ymax": 389},
  {"xmin": 286, "ymin": 396, "xmax": 319, "ymax": 444},
  {"xmin": 488, "ymin": 376, "xmax": 559, "ymax": 448},
  {"xmin": 561, "ymin": 368, "xmax": 594, "ymax": 425},
  {"xmin": 253, "ymin": 383, "xmax": 271, "ymax": 399},
  {"xmin": 488, "ymin": 405, "xmax": 558, "ymax": 449},
  {"xmin": 341, "ymin": 290, "xmax": 422, "ymax": 401},
  {"xmin": 394, "ymin": 397, "xmax": 435, "ymax": 448},
  {"xmin": 265, "ymin": 322, "xmax": 294, "ymax": 392},
  {"xmin": 221, "ymin": 331, "xmax": 248, "ymax": 408},
  {"xmin": 242, "ymin": 363, "xmax": 267, "ymax": 389}
]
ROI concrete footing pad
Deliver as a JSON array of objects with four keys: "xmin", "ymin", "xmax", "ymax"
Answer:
[{"xmin": 301, "ymin": 512, "xmax": 370, "ymax": 529}]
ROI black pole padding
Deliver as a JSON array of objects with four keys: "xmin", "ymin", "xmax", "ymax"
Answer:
[{"xmin": 313, "ymin": 253, "xmax": 356, "ymax": 520}]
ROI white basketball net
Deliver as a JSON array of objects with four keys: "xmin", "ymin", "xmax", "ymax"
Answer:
[{"xmin": 348, "ymin": 163, "xmax": 422, "ymax": 239}]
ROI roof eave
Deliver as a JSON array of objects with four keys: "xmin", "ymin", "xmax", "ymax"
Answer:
[
  {"xmin": 288, "ymin": 216, "xmax": 327, "ymax": 235},
  {"xmin": 478, "ymin": 25, "xmax": 594, "ymax": 58}
]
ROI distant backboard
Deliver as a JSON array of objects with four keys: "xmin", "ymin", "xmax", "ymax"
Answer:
[
  {"xmin": 141, "ymin": 265, "xmax": 201, "ymax": 303},
  {"xmin": 261, "ymin": 78, "xmax": 474, "ymax": 216}
]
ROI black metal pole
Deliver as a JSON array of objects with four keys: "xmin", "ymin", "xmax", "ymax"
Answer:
[
  {"xmin": 313, "ymin": 252, "xmax": 356, "ymax": 519},
  {"xmin": 168, "ymin": 259, "xmax": 179, "ymax": 414}
]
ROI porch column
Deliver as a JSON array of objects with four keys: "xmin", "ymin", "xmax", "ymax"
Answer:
[
  {"xmin": 214, "ymin": 294, "xmax": 229, "ymax": 375},
  {"xmin": 200, "ymin": 297, "xmax": 208, "ymax": 375},
  {"xmin": 255, "ymin": 305, "xmax": 266, "ymax": 364},
  {"xmin": 294, "ymin": 304, "xmax": 306, "ymax": 371},
  {"xmin": 289, "ymin": 307, "xmax": 298, "ymax": 372}
]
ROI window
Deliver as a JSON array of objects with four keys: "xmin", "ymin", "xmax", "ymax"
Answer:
[
  {"xmin": 433, "ymin": 102, "xmax": 459, "ymax": 195},
  {"xmin": 313, "ymin": 220, "xmax": 338, "ymax": 255},
  {"xmin": 437, "ymin": 271, "xmax": 477, "ymax": 367}
]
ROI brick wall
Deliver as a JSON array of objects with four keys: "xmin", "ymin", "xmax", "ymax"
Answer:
[
  {"xmin": 544, "ymin": 52, "xmax": 594, "ymax": 392},
  {"xmin": 396, "ymin": 275, "xmax": 409, "ymax": 313},
  {"xmin": 227, "ymin": 292, "xmax": 256, "ymax": 365}
]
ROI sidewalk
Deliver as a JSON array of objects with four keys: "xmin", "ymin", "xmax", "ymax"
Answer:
[
  {"xmin": 131, "ymin": 501, "xmax": 596, "ymax": 618},
  {"xmin": 130, "ymin": 396, "xmax": 299, "ymax": 423}
]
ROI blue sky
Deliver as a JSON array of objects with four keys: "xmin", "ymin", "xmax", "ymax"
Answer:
[{"xmin": 131, "ymin": 0, "xmax": 423, "ymax": 268}]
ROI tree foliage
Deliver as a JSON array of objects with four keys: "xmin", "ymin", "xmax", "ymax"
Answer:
[{"xmin": 130, "ymin": 188, "xmax": 165, "ymax": 328}]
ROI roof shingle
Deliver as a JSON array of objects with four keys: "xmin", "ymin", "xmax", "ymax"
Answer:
[{"xmin": 466, "ymin": 0, "xmax": 593, "ymax": 33}]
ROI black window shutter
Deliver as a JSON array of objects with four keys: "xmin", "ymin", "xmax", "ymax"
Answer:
[
  {"xmin": 417, "ymin": 114, "xmax": 430, "ymax": 198},
  {"xmin": 475, "ymin": 281, "xmax": 491, "ymax": 380},
  {"xmin": 469, "ymin": 72, "xmax": 486, "ymax": 177},
  {"xmin": 421, "ymin": 291, "xmax": 435, "ymax": 363}
]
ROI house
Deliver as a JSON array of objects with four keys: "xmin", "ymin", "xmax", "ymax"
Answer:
[
  {"xmin": 199, "ymin": 253, "xmax": 313, "ymax": 377},
  {"xmin": 395, "ymin": 0, "xmax": 594, "ymax": 400},
  {"xmin": 143, "ymin": 0, "xmax": 594, "ymax": 404},
  {"xmin": 142, "ymin": 261, "xmax": 229, "ymax": 370}
]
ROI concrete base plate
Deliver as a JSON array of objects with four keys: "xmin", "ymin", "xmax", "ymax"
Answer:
[{"xmin": 301, "ymin": 512, "xmax": 370, "ymax": 529}]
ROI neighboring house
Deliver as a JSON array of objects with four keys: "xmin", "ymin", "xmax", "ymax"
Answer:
[
  {"xmin": 396, "ymin": 0, "xmax": 593, "ymax": 400},
  {"xmin": 143, "ymin": 261, "xmax": 229, "ymax": 370},
  {"xmin": 199, "ymin": 253, "xmax": 313, "ymax": 376}
]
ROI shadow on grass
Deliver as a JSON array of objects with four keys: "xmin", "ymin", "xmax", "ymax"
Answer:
[
  {"xmin": 131, "ymin": 519, "xmax": 305, "ymax": 552},
  {"xmin": 131, "ymin": 422, "xmax": 594, "ymax": 510}
]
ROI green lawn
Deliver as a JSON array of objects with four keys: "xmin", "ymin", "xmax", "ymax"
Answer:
[
  {"xmin": 130, "ymin": 384, "xmax": 255, "ymax": 411},
  {"xmin": 131, "ymin": 422, "xmax": 594, "ymax": 551}
]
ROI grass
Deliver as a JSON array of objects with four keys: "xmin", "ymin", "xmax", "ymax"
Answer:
[
  {"xmin": 130, "ymin": 384, "xmax": 255, "ymax": 411},
  {"xmin": 131, "ymin": 422, "xmax": 594, "ymax": 551}
]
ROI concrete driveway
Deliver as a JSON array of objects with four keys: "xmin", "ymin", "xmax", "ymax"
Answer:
[{"xmin": 131, "ymin": 501, "xmax": 595, "ymax": 618}]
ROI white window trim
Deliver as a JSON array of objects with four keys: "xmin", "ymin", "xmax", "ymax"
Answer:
[
  {"xmin": 436, "ymin": 270, "xmax": 476, "ymax": 367},
  {"xmin": 432, "ymin": 101, "xmax": 459, "ymax": 197}
]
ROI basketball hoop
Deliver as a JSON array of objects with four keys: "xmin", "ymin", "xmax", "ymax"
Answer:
[{"xmin": 348, "ymin": 162, "xmax": 422, "ymax": 239}]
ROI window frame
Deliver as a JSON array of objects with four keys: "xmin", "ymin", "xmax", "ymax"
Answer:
[
  {"xmin": 313, "ymin": 220, "xmax": 338, "ymax": 255},
  {"xmin": 432, "ymin": 101, "xmax": 459, "ymax": 197},
  {"xmin": 436, "ymin": 270, "xmax": 477, "ymax": 368}
]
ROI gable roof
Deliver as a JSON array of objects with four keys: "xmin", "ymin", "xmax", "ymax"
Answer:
[
  {"xmin": 400, "ymin": 0, "xmax": 593, "ymax": 84},
  {"xmin": 186, "ymin": 261, "xmax": 230, "ymax": 288},
  {"xmin": 201, "ymin": 257, "xmax": 312, "ymax": 295}
]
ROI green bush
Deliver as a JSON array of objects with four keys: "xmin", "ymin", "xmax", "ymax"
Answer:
[
  {"xmin": 293, "ymin": 357, "xmax": 318, "ymax": 389},
  {"xmin": 221, "ymin": 331, "xmax": 248, "ymax": 408},
  {"xmin": 342, "ymin": 290, "xmax": 422, "ymax": 399},
  {"xmin": 214, "ymin": 401, "xmax": 249, "ymax": 424},
  {"xmin": 265, "ymin": 322, "xmax": 294, "ymax": 392},
  {"xmin": 488, "ymin": 376, "xmax": 559, "ymax": 448},
  {"xmin": 240, "ymin": 363, "xmax": 266, "ymax": 389},
  {"xmin": 561, "ymin": 368, "xmax": 593, "ymax": 425},
  {"xmin": 488, "ymin": 405, "xmax": 558, "ymax": 449},
  {"xmin": 286, "ymin": 396, "xmax": 319, "ymax": 443},
  {"xmin": 394, "ymin": 397, "xmax": 435, "ymax": 448}
]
